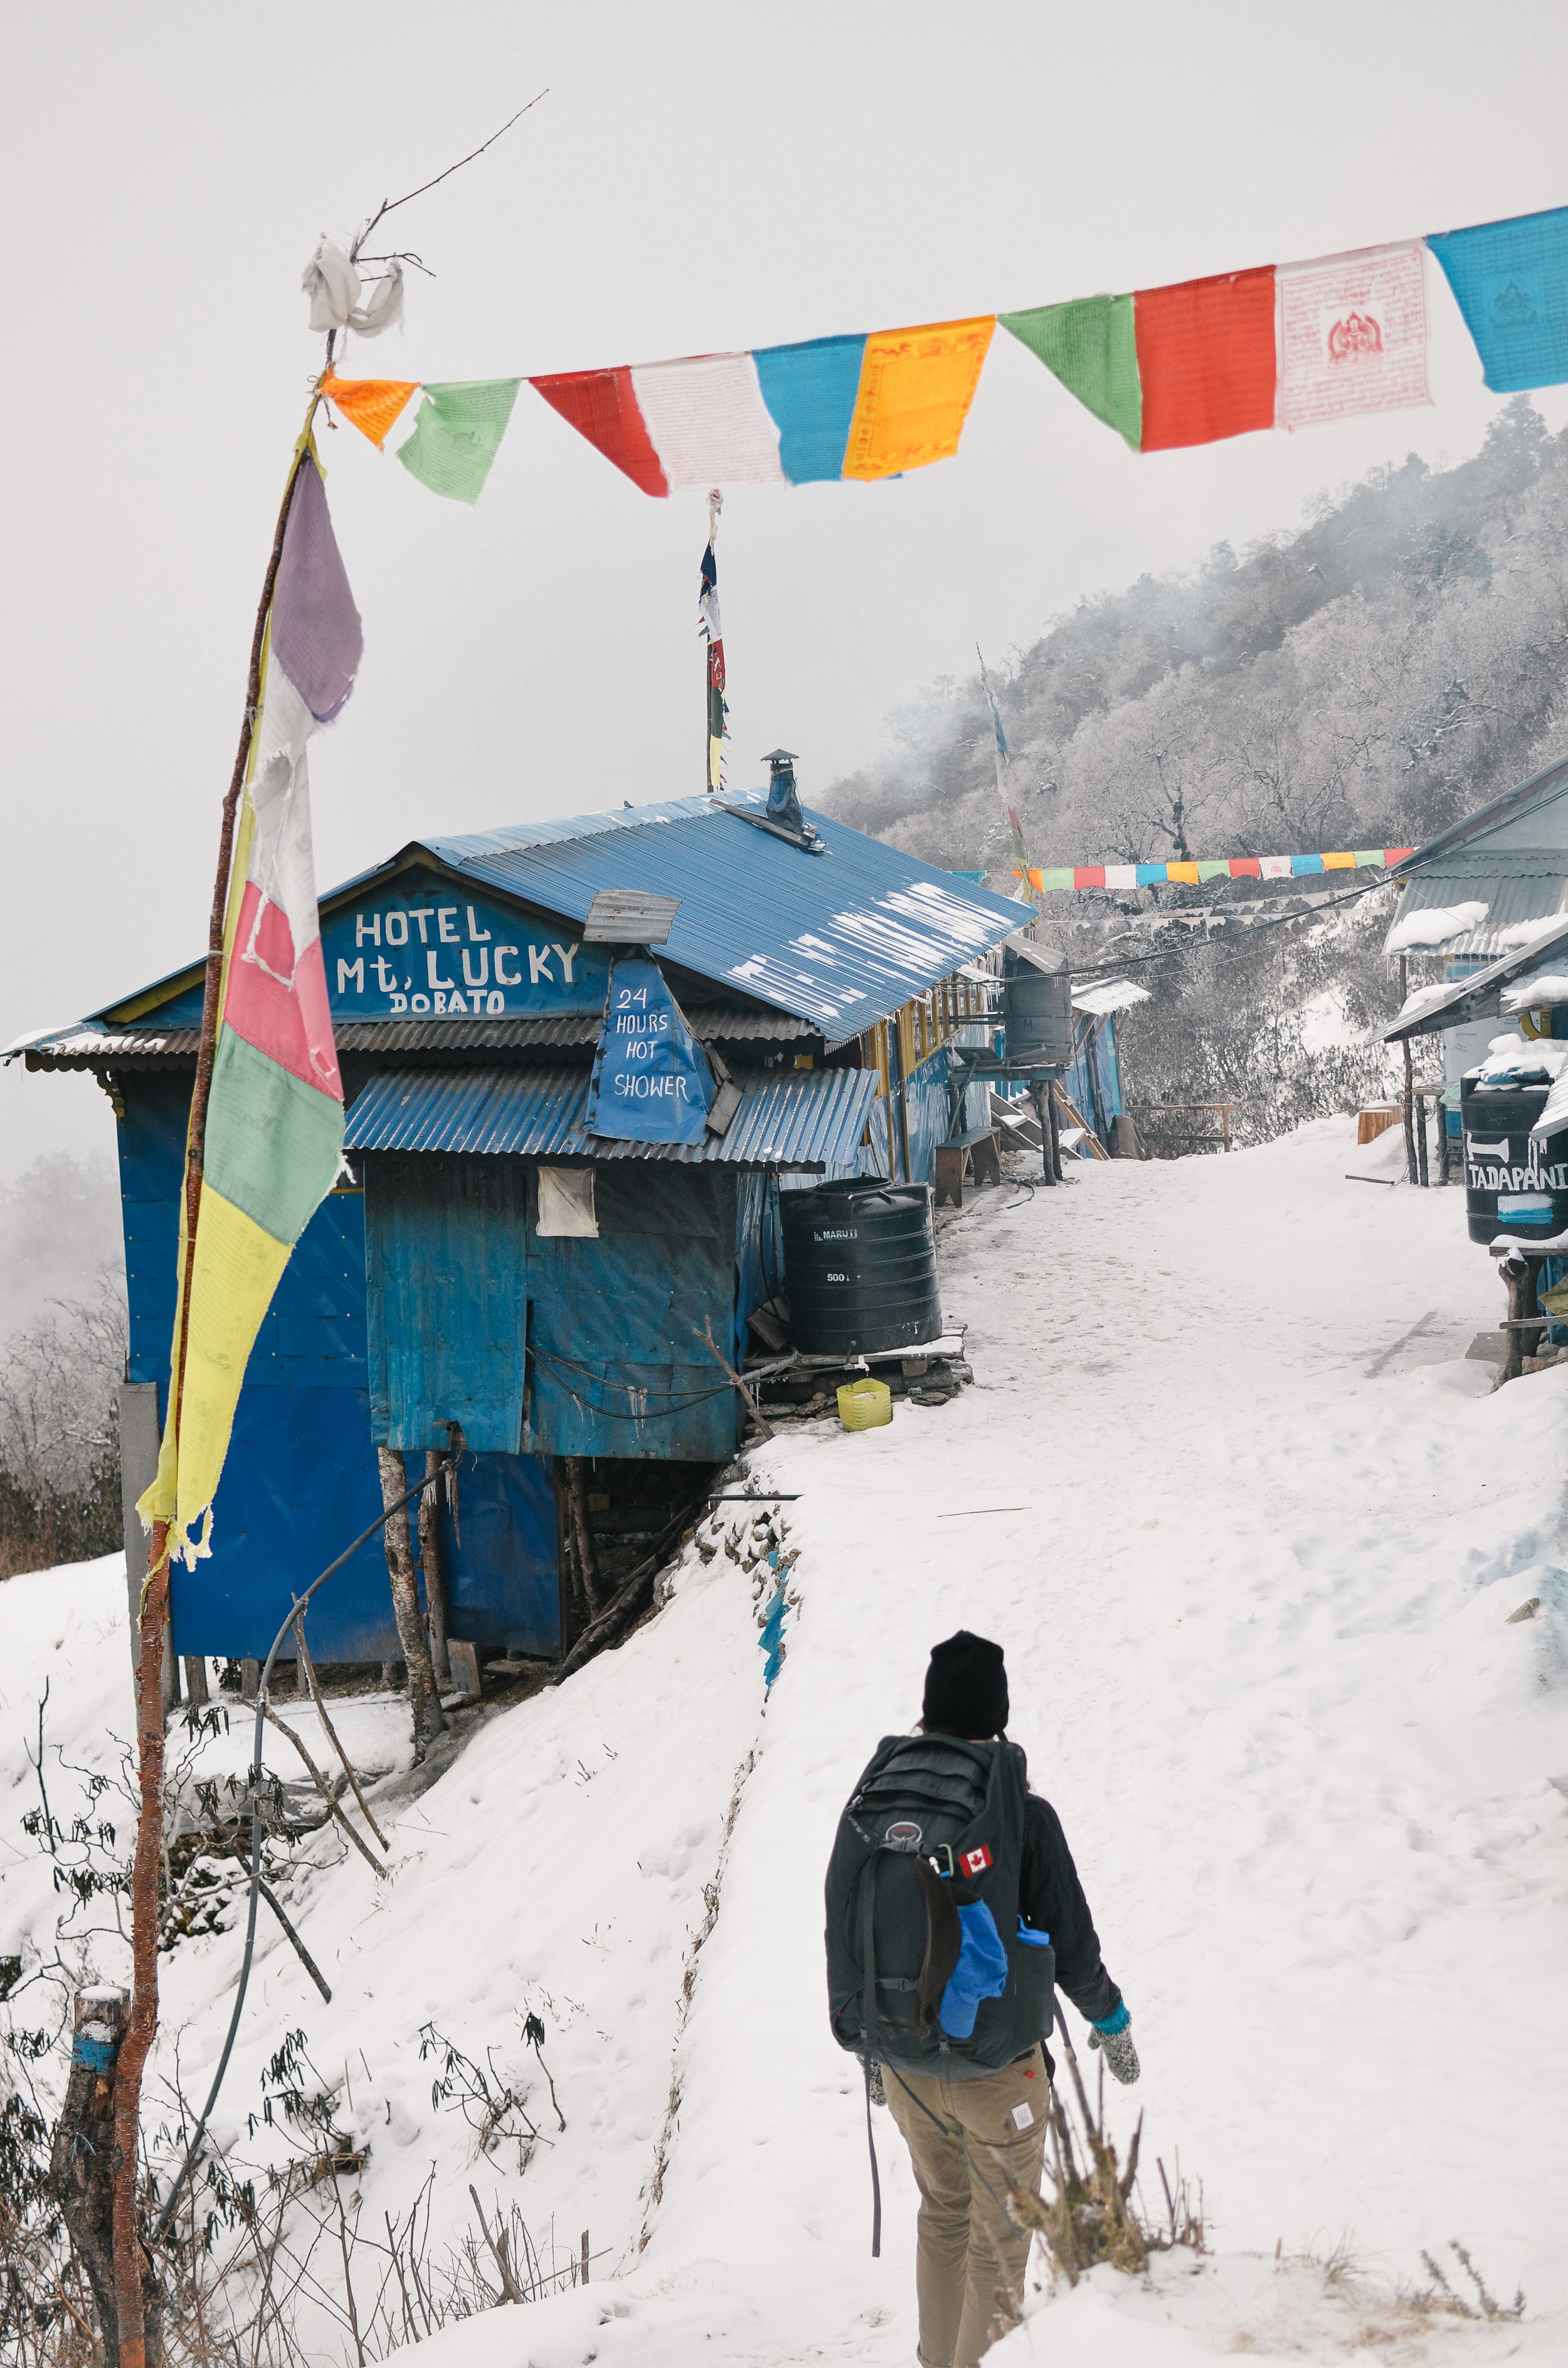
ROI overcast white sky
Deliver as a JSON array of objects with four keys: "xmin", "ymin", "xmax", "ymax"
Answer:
[{"xmin": 6, "ymin": 0, "xmax": 1568, "ymax": 1178}]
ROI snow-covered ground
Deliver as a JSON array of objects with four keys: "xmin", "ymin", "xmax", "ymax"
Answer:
[{"xmin": 3, "ymin": 1116, "xmax": 1566, "ymax": 2364}]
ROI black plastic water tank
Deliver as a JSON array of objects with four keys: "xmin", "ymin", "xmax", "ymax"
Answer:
[
  {"xmin": 1002, "ymin": 957, "xmax": 1073, "ymax": 1066},
  {"xmin": 1461, "ymin": 1075, "xmax": 1568, "ymax": 1244},
  {"xmin": 780, "ymin": 1179, "xmax": 942, "ymax": 1356}
]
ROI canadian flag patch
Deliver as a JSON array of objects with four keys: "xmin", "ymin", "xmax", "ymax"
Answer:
[{"xmin": 960, "ymin": 1844, "xmax": 993, "ymax": 1877}]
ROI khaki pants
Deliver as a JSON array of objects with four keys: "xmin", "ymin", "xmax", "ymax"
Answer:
[{"xmin": 884, "ymin": 2044, "xmax": 1049, "ymax": 2368}]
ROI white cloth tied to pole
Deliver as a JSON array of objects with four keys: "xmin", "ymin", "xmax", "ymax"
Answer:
[{"xmin": 300, "ymin": 239, "xmax": 405, "ymax": 338}]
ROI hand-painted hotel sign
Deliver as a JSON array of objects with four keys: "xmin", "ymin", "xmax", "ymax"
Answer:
[{"xmin": 319, "ymin": 874, "xmax": 609, "ymax": 1017}]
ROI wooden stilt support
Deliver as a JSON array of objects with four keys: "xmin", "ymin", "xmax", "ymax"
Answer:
[
  {"xmin": 378, "ymin": 1447, "xmax": 447, "ymax": 1760},
  {"xmin": 1399, "ymin": 955, "xmax": 1419, "ymax": 1186},
  {"xmin": 420, "ymin": 1449, "xmax": 453, "ymax": 1686},
  {"xmin": 564, "ymin": 1457, "xmax": 605, "ymax": 1618}
]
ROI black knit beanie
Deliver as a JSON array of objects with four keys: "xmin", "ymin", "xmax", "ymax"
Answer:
[{"xmin": 922, "ymin": 1630, "xmax": 1009, "ymax": 1738}]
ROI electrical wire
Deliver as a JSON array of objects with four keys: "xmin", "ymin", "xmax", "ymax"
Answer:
[
  {"xmin": 1066, "ymin": 857, "xmax": 1436, "ymax": 980},
  {"xmin": 526, "ymin": 1346, "xmax": 737, "ymax": 1419},
  {"xmin": 151, "ymin": 1456, "xmax": 456, "ymax": 2247}
]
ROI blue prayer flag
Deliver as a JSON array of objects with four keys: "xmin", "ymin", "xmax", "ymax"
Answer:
[{"xmin": 1428, "ymin": 206, "xmax": 1568, "ymax": 391}]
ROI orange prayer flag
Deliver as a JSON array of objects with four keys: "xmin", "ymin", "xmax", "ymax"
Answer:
[{"xmin": 320, "ymin": 371, "xmax": 420, "ymax": 452}]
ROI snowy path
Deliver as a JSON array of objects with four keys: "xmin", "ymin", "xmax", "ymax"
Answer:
[{"xmin": 3, "ymin": 1119, "xmax": 1566, "ymax": 2363}]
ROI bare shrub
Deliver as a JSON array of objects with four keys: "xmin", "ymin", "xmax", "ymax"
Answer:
[{"xmin": 0, "ymin": 1269, "xmax": 127, "ymax": 1578}]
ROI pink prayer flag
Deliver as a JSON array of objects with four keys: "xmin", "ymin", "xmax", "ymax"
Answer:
[{"xmin": 1276, "ymin": 243, "xmax": 1431, "ymax": 433}]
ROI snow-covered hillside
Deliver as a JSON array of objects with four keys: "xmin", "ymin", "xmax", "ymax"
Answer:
[{"xmin": 3, "ymin": 1119, "xmax": 1566, "ymax": 2364}]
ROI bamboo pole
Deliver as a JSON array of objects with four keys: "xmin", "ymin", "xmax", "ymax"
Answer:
[{"xmin": 112, "ymin": 432, "xmax": 317, "ymax": 2368}]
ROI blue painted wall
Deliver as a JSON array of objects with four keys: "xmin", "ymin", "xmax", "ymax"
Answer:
[
  {"xmin": 118, "ymin": 1076, "xmax": 559, "ymax": 1662},
  {"xmin": 364, "ymin": 1155, "xmax": 744, "ymax": 1465}
]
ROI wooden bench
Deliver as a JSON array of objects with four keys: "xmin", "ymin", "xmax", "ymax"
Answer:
[{"xmin": 935, "ymin": 1125, "xmax": 1003, "ymax": 1208}]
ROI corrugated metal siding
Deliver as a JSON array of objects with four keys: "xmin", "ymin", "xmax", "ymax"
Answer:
[
  {"xmin": 18, "ymin": 1002, "xmax": 817, "ymax": 1070},
  {"xmin": 1385, "ymin": 857, "xmax": 1568, "ymax": 959},
  {"xmin": 344, "ymin": 1064, "xmax": 877, "ymax": 1173},
  {"xmin": 416, "ymin": 794, "xmax": 1021, "ymax": 1039}
]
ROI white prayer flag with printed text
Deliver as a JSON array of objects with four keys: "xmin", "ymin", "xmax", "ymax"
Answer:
[{"xmin": 1276, "ymin": 242, "xmax": 1430, "ymax": 433}]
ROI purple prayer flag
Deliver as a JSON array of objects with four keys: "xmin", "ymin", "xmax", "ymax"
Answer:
[{"xmin": 271, "ymin": 460, "xmax": 364, "ymax": 723}]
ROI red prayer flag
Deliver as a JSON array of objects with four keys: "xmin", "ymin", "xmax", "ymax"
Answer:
[
  {"xmin": 1073, "ymin": 866, "xmax": 1106, "ymax": 889},
  {"xmin": 1134, "ymin": 268, "xmax": 1277, "ymax": 451},
  {"xmin": 529, "ymin": 367, "xmax": 669, "ymax": 496}
]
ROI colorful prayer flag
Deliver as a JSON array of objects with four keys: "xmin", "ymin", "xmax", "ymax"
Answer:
[
  {"xmin": 1427, "ymin": 205, "xmax": 1568, "ymax": 391},
  {"xmin": 140, "ymin": 451, "xmax": 359, "ymax": 1558},
  {"xmin": 999, "ymin": 295, "xmax": 1142, "ymax": 449},
  {"xmin": 1133, "ymin": 268, "xmax": 1278, "ymax": 451},
  {"xmin": 397, "ymin": 378, "xmax": 522, "ymax": 503},
  {"xmin": 322, "ymin": 370, "xmax": 420, "ymax": 450},
  {"xmin": 1274, "ymin": 243, "xmax": 1429, "ymax": 431},
  {"xmin": 529, "ymin": 316, "xmax": 994, "ymax": 496}
]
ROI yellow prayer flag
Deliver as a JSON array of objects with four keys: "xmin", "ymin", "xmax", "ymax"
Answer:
[{"xmin": 844, "ymin": 316, "xmax": 996, "ymax": 482}]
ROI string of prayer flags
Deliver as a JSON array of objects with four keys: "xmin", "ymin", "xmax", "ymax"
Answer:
[
  {"xmin": 305, "ymin": 196, "xmax": 1568, "ymax": 504},
  {"xmin": 529, "ymin": 316, "xmax": 995, "ymax": 495},
  {"xmin": 397, "ymin": 379, "xmax": 523, "ymax": 503},
  {"xmin": 321, "ymin": 371, "xmax": 420, "ymax": 450},
  {"xmin": 1427, "ymin": 204, "xmax": 1568, "ymax": 392},
  {"xmin": 1017, "ymin": 848, "xmax": 1415, "ymax": 893},
  {"xmin": 1002, "ymin": 243, "xmax": 1429, "ymax": 452},
  {"xmin": 140, "ymin": 450, "xmax": 359, "ymax": 1559}
]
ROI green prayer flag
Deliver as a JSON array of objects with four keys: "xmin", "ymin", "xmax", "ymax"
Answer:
[
  {"xmin": 1197, "ymin": 859, "xmax": 1231, "ymax": 882},
  {"xmin": 397, "ymin": 378, "xmax": 522, "ymax": 504},
  {"xmin": 999, "ymin": 295, "xmax": 1142, "ymax": 451},
  {"xmin": 1037, "ymin": 868, "xmax": 1074, "ymax": 893}
]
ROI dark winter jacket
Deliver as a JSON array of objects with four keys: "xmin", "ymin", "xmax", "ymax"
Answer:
[{"xmin": 1019, "ymin": 1792, "xmax": 1122, "ymax": 2030}]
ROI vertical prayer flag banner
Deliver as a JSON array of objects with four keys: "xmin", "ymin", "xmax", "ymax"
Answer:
[
  {"xmin": 699, "ymin": 527, "xmax": 726, "ymax": 790},
  {"xmin": 1275, "ymin": 243, "xmax": 1429, "ymax": 430},
  {"xmin": 528, "ymin": 316, "xmax": 993, "ymax": 494},
  {"xmin": 585, "ymin": 955, "xmax": 716, "ymax": 1144},
  {"xmin": 321, "ymin": 371, "xmax": 420, "ymax": 450},
  {"xmin": 1427, "ymin": 206, "xmax": 1568, "ymax": 392},
  {"xmin": 398, "ymin": 378, "xmax": 522, "ymax": 502},
  {"xmin": 142, "ymin": 452, "xmax": 360, "ymax": 1556}
]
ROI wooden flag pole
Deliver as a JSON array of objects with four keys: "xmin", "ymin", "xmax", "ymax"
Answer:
[{"xmin": 112, "ymin": 420, "xmax": 318, "ymax": 2368}]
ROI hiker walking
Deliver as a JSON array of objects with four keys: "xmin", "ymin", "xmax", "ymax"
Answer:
[{"xmin": 825, "ymin": 1630, "xmax": 1138, "ymax": 2368}]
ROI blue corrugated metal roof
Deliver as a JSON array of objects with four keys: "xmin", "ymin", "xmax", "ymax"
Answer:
[
  {"xmin": 392, "ymin": 791, "xmax": 1020, "ymax": 1039},
  {"xmin": 344, "ymin": 1063, "xmax": 878, "ymax": 1172}
]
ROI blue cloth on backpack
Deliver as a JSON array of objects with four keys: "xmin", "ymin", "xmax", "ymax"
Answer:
[
  {"xmin": 940, "ymin": 1901, "xmax": 1010, "ymax": 2037},
  {"xmin": 1092, "ymin": 2001, "xmax": 1130, "ymax": 2036}
]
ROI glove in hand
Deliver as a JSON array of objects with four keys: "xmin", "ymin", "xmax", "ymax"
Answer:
[{"xmin": 1088, "ymin": 2023, "xmax": 1140, "ymax": 2085}]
